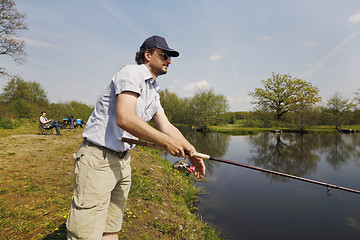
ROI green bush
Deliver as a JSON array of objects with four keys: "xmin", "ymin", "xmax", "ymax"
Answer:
[{"xmin": 0, "ymin": 117, "xmax": 20, "ymax": 129}]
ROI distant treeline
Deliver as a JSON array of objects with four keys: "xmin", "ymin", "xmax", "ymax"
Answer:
[
  {"xmin": 1, "ymin": 77, "xmax": 360, "ymax": 131},
  {"xmin": 0, "ymin": 77, "xmax": 93, "ymax": 128},
  {"xmin": 160, "ymin": 87, "xmax": 360, "ymax": 131},
  {"xmin": 159, "ymin": 88, "xmax": 229, "ymax": 129},
  {"xmin": 0, "ymin": 78, "xmax": 230, "ymax": 130}
]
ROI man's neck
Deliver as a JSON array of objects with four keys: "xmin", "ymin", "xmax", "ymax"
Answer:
[{"xmin": 144, "ymin": 63, "xmax": 158, "ymax": 80}]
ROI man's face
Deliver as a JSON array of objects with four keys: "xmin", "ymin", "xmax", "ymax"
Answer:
[
  {"xmin": 149, "ymin": 49, "xmax": 172, "ymax": 77},
  {"xmin": 41, "ymin": 112, "xmax": 46, "ymax": 117}
]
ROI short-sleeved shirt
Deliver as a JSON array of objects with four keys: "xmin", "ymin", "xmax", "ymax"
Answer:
[
  {"xmin": 82, "ymin": 64, "xmax": 164, "ymax": 152},
  {"xmin": 39, "ymin": 116, "xmax": 50, "ymax": 128}
]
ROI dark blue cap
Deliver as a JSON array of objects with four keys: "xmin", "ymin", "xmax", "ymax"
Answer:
[{"xmin": 140, "ymin": 35, "xmax": 179, "ymax": 57}]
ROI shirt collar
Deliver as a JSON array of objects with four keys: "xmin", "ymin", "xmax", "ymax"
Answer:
[{"xmin": 140, "ymin": 64, "xmax": 160, "ymax": 91}]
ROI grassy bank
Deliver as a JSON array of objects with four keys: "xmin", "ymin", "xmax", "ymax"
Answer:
[
  {"xmin": 0, "ymin": 122, "xmax": 222, "ymax": 240},
  {"xmin": 207, "ymin": 124, "xmax": 360, "ymax": 135}
]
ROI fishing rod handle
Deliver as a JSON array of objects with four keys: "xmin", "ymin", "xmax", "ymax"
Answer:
[{"xmin": 192, "ymin": 152, "xmax": 210, "ymax": 160}]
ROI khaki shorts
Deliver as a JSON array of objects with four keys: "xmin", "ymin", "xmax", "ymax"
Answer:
[{"xmin": 66, "ymin": 140, "xmax": 131, "ymax": 240}]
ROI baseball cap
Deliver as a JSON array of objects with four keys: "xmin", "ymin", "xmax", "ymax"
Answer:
[{"xmin": 140, "ymin": 35, "xmax": 179, "ymax": 57}]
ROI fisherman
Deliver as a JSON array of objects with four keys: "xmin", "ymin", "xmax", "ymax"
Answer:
[{"xmin": 66, "ymin": 35, "xmax": 206, "ymax": 240}]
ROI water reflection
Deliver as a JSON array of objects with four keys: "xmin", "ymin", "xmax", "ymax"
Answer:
[
  {"xmin": 175, "ymin": 128, "xmax": 360, "ymax": 183},
  {"xmin": 318, "ymin": 134, "xmax": 360, "ymax": 169},
  {"xmin": 184, "ymin": 129, "xmax": 230, "ymax": 158},
  {"xmin": 165, "ymin": 129, "xmax": 360, "ymax": 240},
  {"xmin": 246, "ymin": 133, "xmax": 360, "ymax": 182},
  {"xmin": 247, "ymin": 133, "xmax": 319, "ymax": 182},
  {"xmin": 164, "ymin": 126, "xmax": 231, "ymax": 174}
]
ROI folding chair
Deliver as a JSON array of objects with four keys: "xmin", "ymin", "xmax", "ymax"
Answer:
[{"xmin": 38, "ymin": 120, "xmax": 54, "ymax": 135}]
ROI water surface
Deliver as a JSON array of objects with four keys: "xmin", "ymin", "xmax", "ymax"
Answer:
[{"xmin": 164, "ymin": 130, "xmax": 360, "ymax": 240}]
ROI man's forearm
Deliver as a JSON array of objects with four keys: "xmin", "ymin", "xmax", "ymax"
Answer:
[{"xmin": 117, "ymin": 112, "xmax": 174, "ymax": 149}]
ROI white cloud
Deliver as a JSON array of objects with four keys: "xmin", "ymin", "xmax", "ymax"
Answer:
[
  {"xmin": 209, "ymin": 55, "xmax": 222, "ymax": 61},
  {"xmin": 23, "ymin": 37, "xmax": 63, "ymax": 49},
  {"xmin": 349, "ymin": 11, "xmax": 360, "ymax": 24},
  {"xmin": 183, "ymin": 80, "xmax": 210, "ymax": 91},
  {"xmin": 257, "ymin": 35, "xmax": 271, "ymax": 41}
]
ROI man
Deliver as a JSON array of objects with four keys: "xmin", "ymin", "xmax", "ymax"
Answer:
[
  {"xmin": 39, "ymin": 111, "xmax": 61, "ymax": 135},
  {"xmin": 66, "ymin": 35, "xmax": 206, "ymax": 240}
]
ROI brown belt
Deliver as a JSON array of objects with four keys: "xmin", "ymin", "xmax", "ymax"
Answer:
[{"xmin": 84, "ymin": 139, "xmax": 128, "ymax": 158}]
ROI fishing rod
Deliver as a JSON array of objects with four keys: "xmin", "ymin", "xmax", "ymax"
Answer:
[{"xmin": 120, "ymin": 137, "xmax": 360, "ymax": 196}]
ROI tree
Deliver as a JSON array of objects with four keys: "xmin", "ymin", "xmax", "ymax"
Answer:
[
  {"xmin": 159, "ymin": 89, "xmax": 182, "ymax": 123},
  {"xmin": 159, "ymin": 89, "xmax": 192, "ymax": 124},
  {"xmin": 189, "ymin": 88, "xmax": 229, "ymax": 129},
  {"xmin": 1, "ymin": 77, "xmax": 49, "ymax": 118},
  {"xmin": 0, "ymin": 0, "xmax": 28, "ymax": 76},
  {"xmin": 325, "ymin": 92, "xmax": 355, "ymax": 130},
  {"xmin": 49, "ymin": 101, "xmax": 93, "ymax": 123},
  {"xmin": 249, "ymin": 72, "xmax": 321, "ymax": 120},
  {"xmin": 354, "ymin": 88, "xmax": 360, "ymax": 109}
]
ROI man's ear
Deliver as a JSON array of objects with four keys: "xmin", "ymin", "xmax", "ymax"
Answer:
[{"xmin": 144, "ymin": 50, "xmax": 152, "ymax": 62}]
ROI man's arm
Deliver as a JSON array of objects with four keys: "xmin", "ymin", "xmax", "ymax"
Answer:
[
  {"xmin": 116, "ymin": 91, "xmax": 205, "ymax": 178},
  {"xmin": 116, "ymin": 91, "xmax": 187, "ymax": 158},
  {"xmin": 152, "ymin": 111, "xmax": 206, "ymax": 179}
]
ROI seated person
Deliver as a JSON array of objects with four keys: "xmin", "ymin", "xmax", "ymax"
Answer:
[{"xmin": 39, "ymin": 111, "xmax": 62, "ymax": 135}]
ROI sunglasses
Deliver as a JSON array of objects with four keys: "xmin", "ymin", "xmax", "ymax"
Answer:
[{"xmin": 155, "ymin": 51, "xmax": 171, "ymax": 61}]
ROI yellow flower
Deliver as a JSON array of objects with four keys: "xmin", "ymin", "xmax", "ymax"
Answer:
[
  {"xmin": 129, "ymin": 212, "xmax": 132, "ymax": 215},
  {"xmin": 55, "ymin": 227, "xmax": 59, "ymax": 231},
  {"xmin": 143, "ymin": 210, "xmax": 147, "ymax": 213}
]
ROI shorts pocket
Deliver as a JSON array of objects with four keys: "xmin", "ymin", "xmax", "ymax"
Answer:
[
  {"xmin": 73, "ymin": 195, "xmax": 98, "ymax": 209},
  {"xmin": 67, "ymin": 195, "xmax": 109, "ymax": 239}
]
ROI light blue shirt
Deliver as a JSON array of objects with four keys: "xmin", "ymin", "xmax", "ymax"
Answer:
[{"xmin": 83, "ymin": 64, "xmax": 164, "ymax": 152}]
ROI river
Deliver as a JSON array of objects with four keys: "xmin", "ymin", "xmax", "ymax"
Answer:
[{"xmin": 164, "ymin": 128, "xmax": 360, "ymax": 240}]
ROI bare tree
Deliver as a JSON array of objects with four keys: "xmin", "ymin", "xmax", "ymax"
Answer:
[
  {"xmin": 326, "ymin": 92, "xmax": 355, "ymax": 130},
  {"xmin": 354, "ymin": 88, "xmax": 360, "ymax": 109},
  {"xmin": 0, "ymin": 0, "xmax": 28, "ymax": 76}
]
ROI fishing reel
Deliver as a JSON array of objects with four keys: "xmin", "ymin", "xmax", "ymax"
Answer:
[{"xmin": 173, "ymin": 158, "xmax": 195, "ymax": 174}]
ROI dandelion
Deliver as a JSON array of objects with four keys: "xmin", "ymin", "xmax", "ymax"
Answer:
[
  {"xmin": 55, "ymin": 227, "xmax": 59, "ymax": 231},
  {"xmin": 129, "ymin": 212, "xmax": 132, "ymax": 215},
  {"xmin": 143, "ymin": 210, "xmax": 147, "ymax": 213}
]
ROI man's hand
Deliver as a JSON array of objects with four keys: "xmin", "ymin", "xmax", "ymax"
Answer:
[
  {"xmin": 187, "ymin": 151, "xmax": 206, "ymax": 179},
  {"xmin": 165, "ymin": 139, "xmax": 206, "ymax": 179},
  {"xmin": 164, "ymin": 138, "xmax": 186, "ymax": 159},
  {"xmin": 184, "ymin": 145, "xmax": 206, "ymax": 179}
]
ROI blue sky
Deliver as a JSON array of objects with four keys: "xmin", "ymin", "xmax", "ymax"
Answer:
[{"xmin": 1, "ymin": 0, "xmax": 360, "ymax": 111}]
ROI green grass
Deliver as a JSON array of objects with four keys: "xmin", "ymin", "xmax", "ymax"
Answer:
[
  {"xmin": 208, "ymin": 123, "xmax": 360, "ymax": 135},
  {"xmin": 0, "ymin": 121, "xmax": 223, "ymax": 240}
]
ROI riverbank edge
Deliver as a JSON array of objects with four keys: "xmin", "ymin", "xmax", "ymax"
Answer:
[
  {"xmin": 0, "ymin": 125, "xmax": 223, "ymax": 240},
  {"xmin": 206, "ymin": 124, "xmax": 360, "ymax": 135}
]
